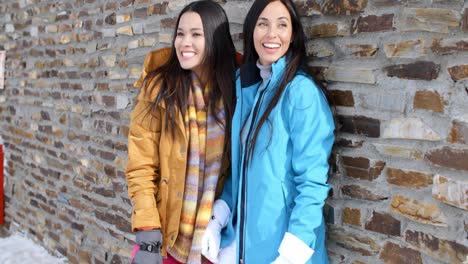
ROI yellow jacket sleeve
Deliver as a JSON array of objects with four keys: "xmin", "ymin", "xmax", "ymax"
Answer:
[
  {"xmin": 126, "ymin": 96, "xmax": 162, "ymax": 231},
  {"xmin": 127, "ymin": 47, "xmax": 171, "ymax": 231}
]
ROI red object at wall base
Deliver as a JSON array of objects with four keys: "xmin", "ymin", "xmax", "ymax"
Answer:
[{"xmin": 0, "ymin": 145, "xmax": 3, "ymax": 225}]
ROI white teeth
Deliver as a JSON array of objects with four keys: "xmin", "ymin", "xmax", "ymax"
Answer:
[
  {"xmin": 182, "ymin": 52, "xmax": 195, "ymax": 58},
  {"xmin": 263, "ymin": 43, "xmax": 280, "ymax": 48}
]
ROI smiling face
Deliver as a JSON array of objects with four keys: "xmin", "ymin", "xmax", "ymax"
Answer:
[
  {"xmin": 174, "ymin": 12, "xmax": 206, "ymax": 77},
  {"xmin": 253, "ymin": 1, "xmax": 293, "ymax": 66}
]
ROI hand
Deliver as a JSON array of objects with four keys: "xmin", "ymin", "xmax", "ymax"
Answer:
[
  {"xmin": 131, "ymin": 230, "xmax": 163, "ymax": 264},
  {"xmin": 132, "ymin": 250, "xmax": 163, "ymax": 264},
  {"xmin": 201, "ymin": 220, "xmax": 221, "ymax": 262},
  {"xmin": 217, "ymin": 237, "xmax": 236, "ymax": 264},
  {"xmin": 201, "ymin": 200, "xmax": 230, "ymax": 262}
]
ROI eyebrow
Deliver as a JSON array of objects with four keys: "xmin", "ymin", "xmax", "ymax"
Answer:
[
  {"xmin": 177, "ymin": 27, "xmax": 203, "ymax": 31},
  {"xmin": 258, "ymin": 16, "xmax": 290, "ymax": 21}
]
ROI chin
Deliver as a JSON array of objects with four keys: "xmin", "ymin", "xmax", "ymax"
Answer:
[{"xmin": 179, "ymin": 63, "xmax": 195, "ymax": 70}]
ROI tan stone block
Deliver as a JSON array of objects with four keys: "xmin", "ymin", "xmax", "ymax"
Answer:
[
  {"xmin": 390, "ymin": 194, "xmax": 447, "ymax": 226},
  {"xmin": 448, "ymin": 120, "xmax": 468, "ymax": 144},
  {"xmin": 129, "ymin": 66, "xmax": 141, "ymax": 79},
  {"xmin": 148, "ymin": 2, "xmax": 169, "ymax": 16},
  {"xmin": 159, "ymin": 33, "xmax": 172, "ymax": 44},
  {"xmin": 42, "ymin": 38, "xmax": 55, "ymax": 45},
  {"xmin": 322, "ymin": 66, "xmax": 376, "ymax": 84},
  {"xmin": 63, "ymin": 58, "xmax": 74, "ymax": 67},
  {"xmin": 128, "ymin": 39, "xmax": 139, "ymax": 49},
  {"xmin": 73, "ymin": 20, "xmax": 83, "ymax": 29},
  {"xmin": 374, "ymin": 143, "xmax": 423, "ymax": 159},
  {"xmin": 413, "ymin": 90, "xmax": 444, "ymax": 113},
  {"xmin": 28, "ymin": 71, "xmax": 38, "ymax": 79},
  {"xmin": 308, "ymin": 22, "xmax": 350, "ymax": 38},
  {"xmin": 116, "ymin": 25, "xmax": 133, "ymax": 36},
  {"xmin": 101, "ymin": 55, "xmax": 116, "ymax": 67},
  {"xmin": 448, "ymin": 64, "xmax": 468, "ymax": 81},
  {"xmin": 330, "ymin": 226, "xmax": 381, "ymax": 256},
  {"xmin": 109, "ymin": 71, "xmax": 127, "ymax": 80},
  {"xmin": 77, "ymin": 32, "xmax": 91, "ymax": 43},
  {"xmin": 433, "ymin": 175, "xmax": 468, "ymax": 210},
  {"xmin": 431, "ymin": 38, "xmax": 468, "ymax": 54},
  {"xmin": 58, "ymin": 24, "xmax": 72, "ymax": 32},
  {"xmin": 341, "ymin": 184, "xmax": 389, "ymax": 201},
  {"xmin": 322, "ymin": 0, "xmax": 368, "ymax": 15},
  {"xmin": 306, "ymin": 42, "xmax": 334, "ymax": 58},
  {"xmin": 384, "ymin": 39, "xmax": 427, "ymax": 58},
  {"xmin": 59, "ymin": 34, "xmax": 72, "ymax": 44},
  {"xmin": 116, "ymin": 14, "xmax": 132, "ymax": 23},
  {"xmin": 344, "ymin": 44, "xmax": 378, "ymax": 57},
  {"xmin": 71, "ymin": 105, "xmax": 83, "ymax": 113},
  {"xmin": 142, "ymin": 37, "xmax": 156, "ymax": 47},
  {"xmin": 34, "ymin": 60, "xmax": 44, "ymax": 69},
  {"xmin": 401, "ymin": 8, "xmax": 460, "ymax": 33},
  {"xmin": 343, "ymin": 207, "xmax": 361, "ymax": 226},
  {"xmin": 383, "ymin": 118, "xmax": 441, "ymax": 141},
  {"xmin": 386, "ymin": 167, "xmax": 433, "ymax": 188},
  {"xmin": 161, "ymin": 17, "xmax": 177, "ymax": 28}
]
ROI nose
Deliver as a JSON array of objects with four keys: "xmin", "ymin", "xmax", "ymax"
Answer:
[
  {"xmin": 180, "ymin": 35, "xmax": 192, "ymax": 46},
  {"xmin": 266, "ymin": 25, "xmax": 277, "ymax": 38}
]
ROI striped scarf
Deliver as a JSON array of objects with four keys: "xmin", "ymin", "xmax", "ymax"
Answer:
[{"xmin": 167, "ymin": 73, "xmax": 225, "ymax": 264}]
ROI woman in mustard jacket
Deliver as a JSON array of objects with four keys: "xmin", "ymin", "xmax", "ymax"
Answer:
[{"xmin": 125, "ymin": 1, "xmax": 237, "ymax": 263}]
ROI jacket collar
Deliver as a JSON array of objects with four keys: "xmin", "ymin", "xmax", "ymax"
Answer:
[{"xmin": 239, "ymin": 56, "xmax": 288, "ymax": 88}]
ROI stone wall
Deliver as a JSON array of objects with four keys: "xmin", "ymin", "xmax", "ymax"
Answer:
[{"xmin": 0, "ymin": 0, "xmax": 467, "ymax": 263}]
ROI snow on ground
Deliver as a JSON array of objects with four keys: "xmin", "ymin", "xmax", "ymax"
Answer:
[{"xmin": 0, "ymin": 233, "xmax": 66, "ymax": 264}]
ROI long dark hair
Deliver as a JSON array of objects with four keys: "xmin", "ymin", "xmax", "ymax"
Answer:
[
  {"xmin": 142, "ymin": 0, "xmax": 237, "ymax": 158},
  {"xmin": 243, "ymin": 0, "xmax": 330, "ymax": 163}
]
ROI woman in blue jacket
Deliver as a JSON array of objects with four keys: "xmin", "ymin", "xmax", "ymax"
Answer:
[{"xmin": 200, "ymin": 0, "xmax": 335, "ymax": 263}]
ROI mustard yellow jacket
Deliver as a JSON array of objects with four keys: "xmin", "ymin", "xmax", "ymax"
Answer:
[{"xmin": 126, "ymin": 48, "xmax": 228, "ymax": 256}]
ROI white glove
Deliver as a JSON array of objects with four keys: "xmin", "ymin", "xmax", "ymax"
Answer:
[
  {"xmin": 271, "ymin": 254, "xmax": 294, "ymax": 264},
  {"xmin": 217, "ymin": 236, "xmax": 236, "ymax": 264},
  {"xmin": 270, "ymin": 232, "xmax": 314, "ymax": 264},
  {"xmin": 201, "ymin": 200, "xmax": 230, "ymax": 263}
]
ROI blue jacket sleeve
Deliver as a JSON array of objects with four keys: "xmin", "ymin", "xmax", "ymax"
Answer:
[{"xmin": 286, "ymin": 76, "xmax": 335, "ymax": 249}]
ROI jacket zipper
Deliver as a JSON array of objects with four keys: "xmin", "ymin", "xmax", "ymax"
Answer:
[{"xmin": 239, "ymin": 80, "xmax": 270, "ymax": 263}]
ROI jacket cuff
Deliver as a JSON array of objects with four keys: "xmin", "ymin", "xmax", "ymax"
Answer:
[
  {"xmin": 278, "ymin": 232, "xmax": 314, "ymax": 264},
  {"xmin": 131, "ymin": 194, "xmax": 161, "ymax": 232}
]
